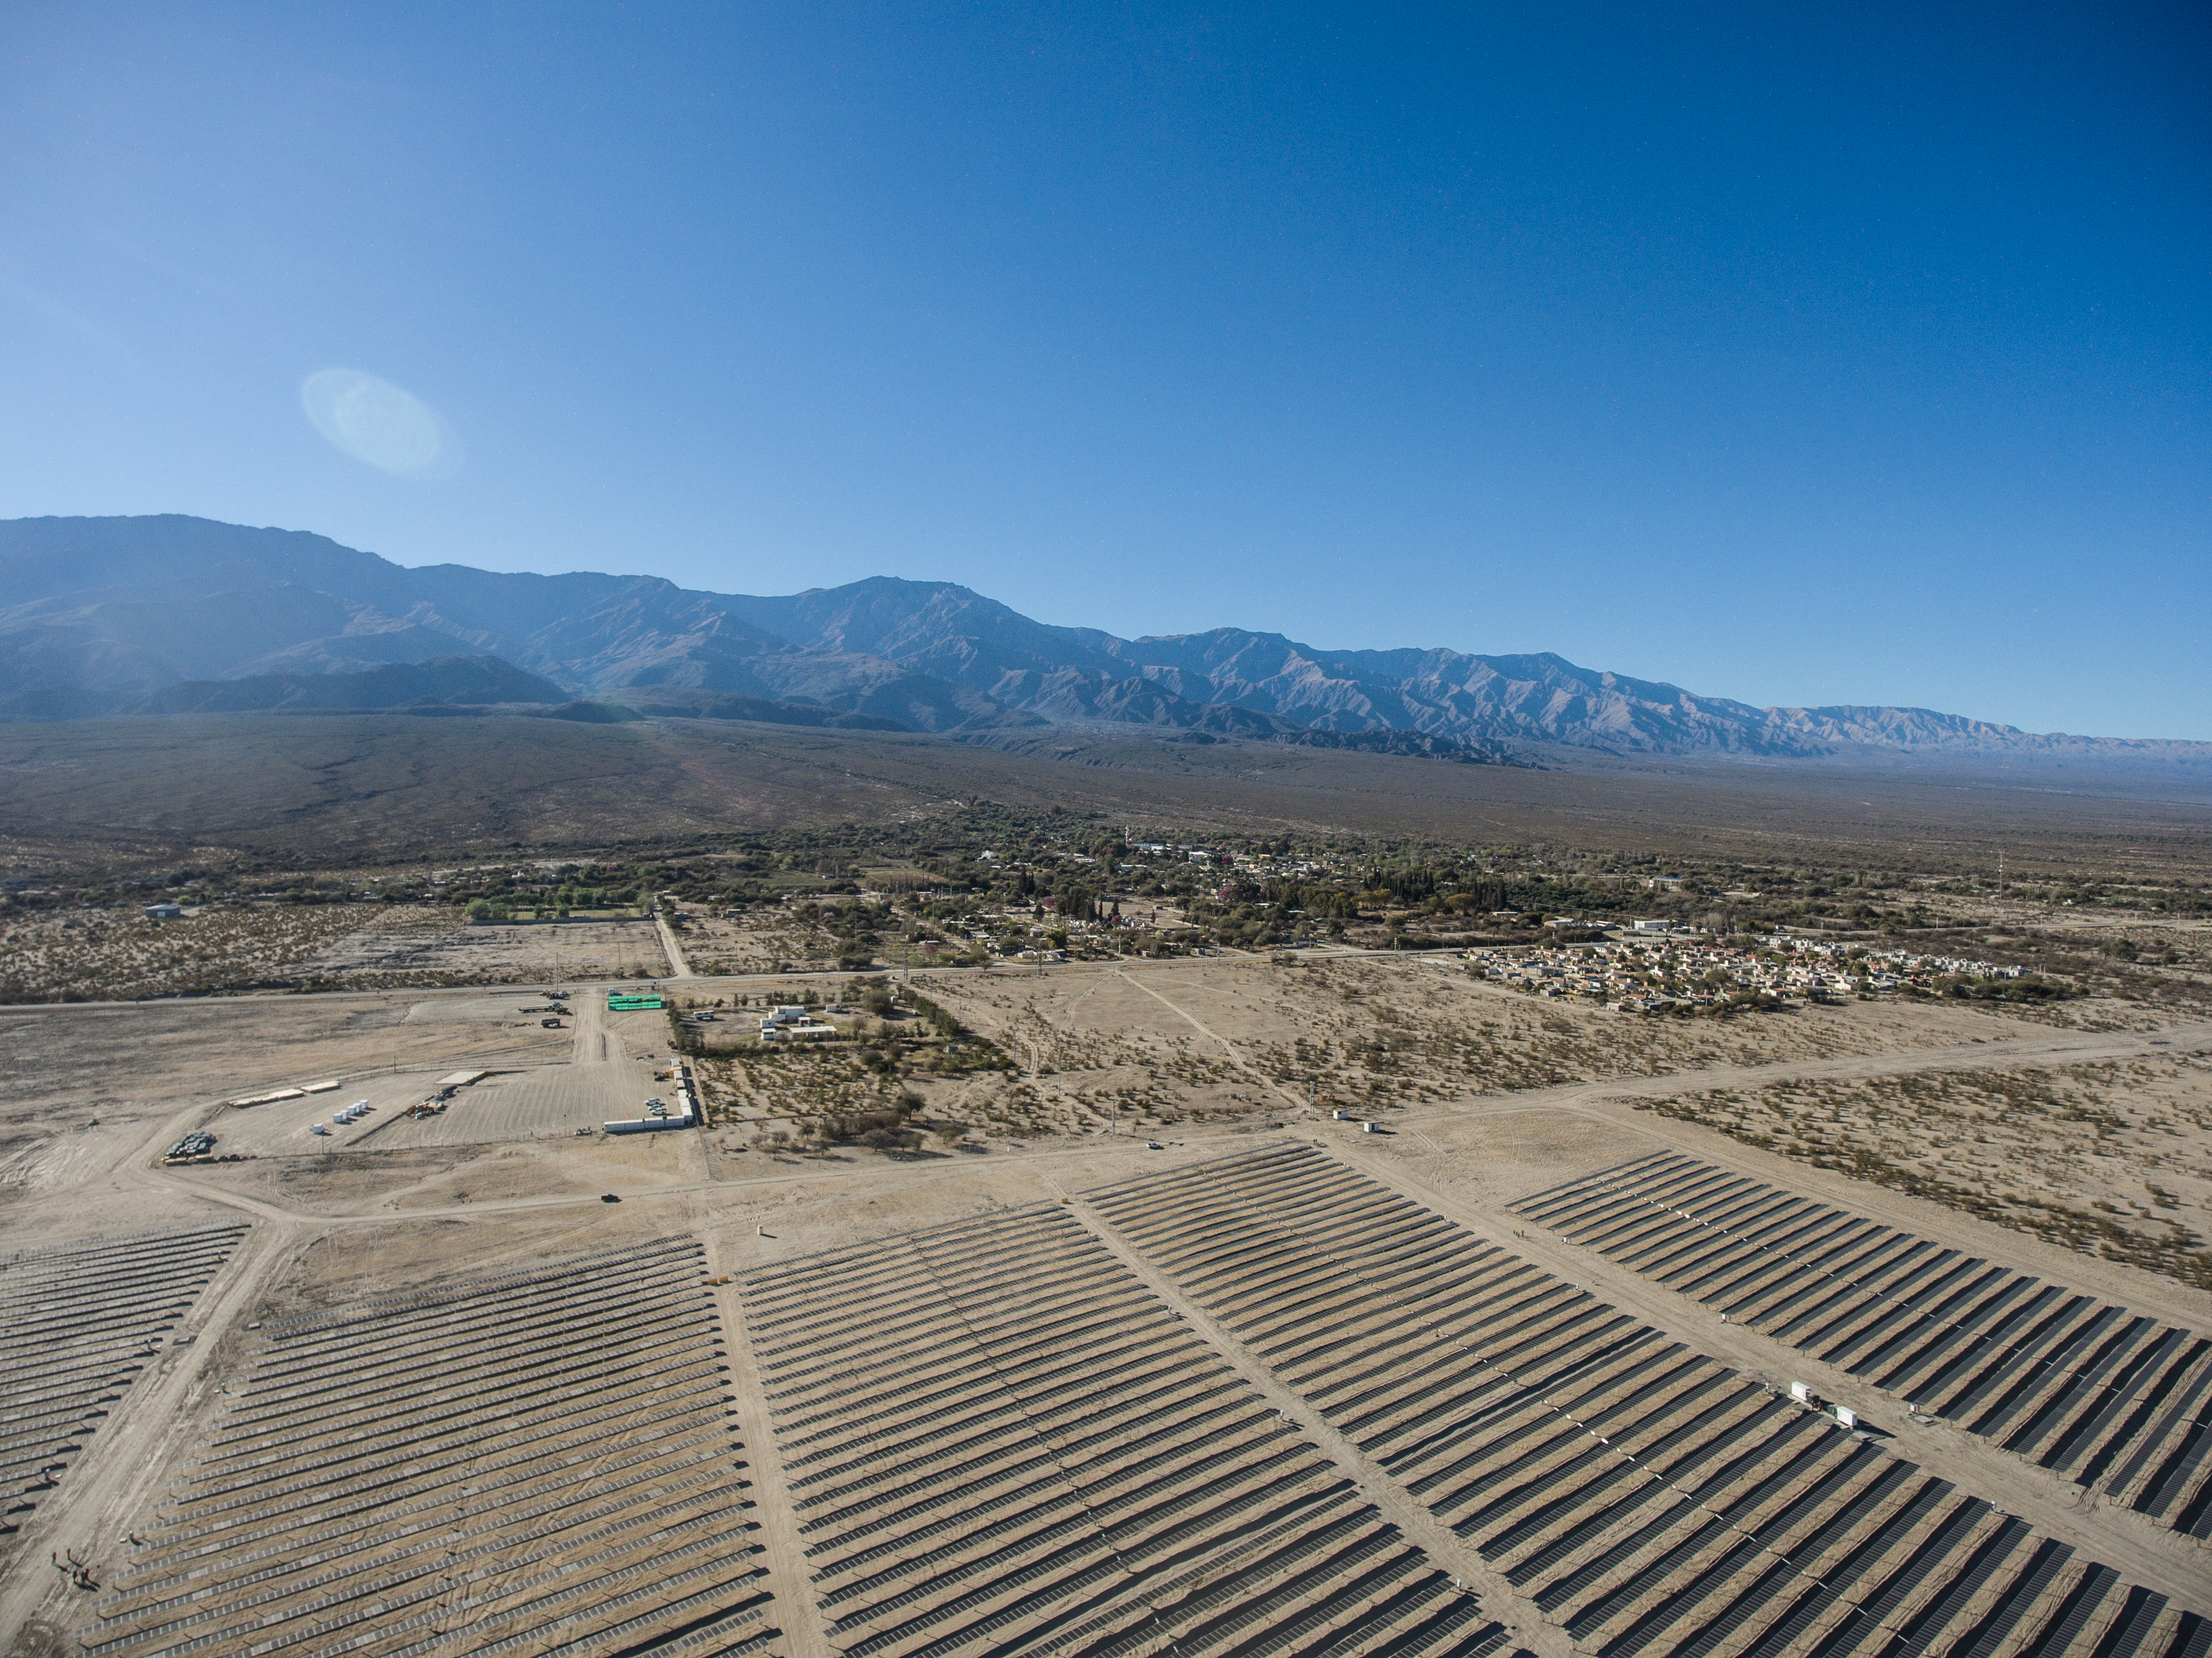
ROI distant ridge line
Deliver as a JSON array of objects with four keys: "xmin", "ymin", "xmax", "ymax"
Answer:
[{"xmin": 4, "ymin": 513, "xmax": 2207, "ymax": 760}]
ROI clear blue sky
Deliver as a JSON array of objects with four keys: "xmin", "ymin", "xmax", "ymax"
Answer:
[{"xmin": 4, "ymin": 3, "xmax": 2205, "ymax": 737}]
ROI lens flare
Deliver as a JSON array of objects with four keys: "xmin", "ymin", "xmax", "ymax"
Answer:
[{"xmin": 300, "ymin": 368, "xmax": 462, "ymax": 477}]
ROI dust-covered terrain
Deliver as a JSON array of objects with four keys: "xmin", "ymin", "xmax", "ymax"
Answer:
[
  {"xmin": 7, "ymin": 709, "xmax": 2212, "ymax": 874},
  {"xmin": 5, "ymin": 937, "xmax": 2211, "ymax": 1658},
  {"xmin": 1637, "ymin": 1048, "xmax": 2212, "ymax": 1288},
  {"xmin": 6, "ymin": 769, "xmax": 2212, "ymax": 1658}
]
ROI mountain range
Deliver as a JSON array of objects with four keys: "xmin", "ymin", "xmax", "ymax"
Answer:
[{"xmin": 1, "ymin": 514, "xmax": 2200, "ymax": 769}]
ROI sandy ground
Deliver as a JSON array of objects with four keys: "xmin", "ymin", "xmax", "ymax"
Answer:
[
  {"xmin": 0, "ymin": 991, "xmax": 573, "ymax": 1206},
  {"xmin": 4, "ymin": 952, "xmax": 2209, "ymax": 1654},
  {"xmin": 0, "ymin": 903, "xmax": 372, "ymax": 1002},
  {"xmin": 675, "ymin": 909, "xmax": 850, "ymax": 974},
  {"xmin": 0, "ymin": 903, "xmax": 678, "ymax": 1006},
  {"xmin": 296, "ymin": 911, "xmax": 671, "ymax": 985},
  {"xmin": 1633, "ymin": 1049, "xmax": 2212, "ymax": 1287}
]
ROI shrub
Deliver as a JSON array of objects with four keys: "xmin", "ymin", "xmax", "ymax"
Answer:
[{"xmin": 824, "ymin": 1109, "xmax": 903, "ymax": 1143}]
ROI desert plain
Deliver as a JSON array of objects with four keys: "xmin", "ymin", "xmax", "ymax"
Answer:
[{"xmin": 4, "ymin": 739, "xmax": 2212, "ymax": 1658}]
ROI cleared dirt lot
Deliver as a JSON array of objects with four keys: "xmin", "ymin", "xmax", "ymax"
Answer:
[
  {"xmin": 201, "ymin": 1063, "xmax": 648, "ymax": 1156},
  {"xmin": 0, "ymin": 992, "xmax": 571, "ymax": 1203}
]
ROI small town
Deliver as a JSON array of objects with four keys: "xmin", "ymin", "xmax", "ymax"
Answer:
[{"xmin": 1471, "ymin": 932, "xmax": 2038, "ymax": 1013}]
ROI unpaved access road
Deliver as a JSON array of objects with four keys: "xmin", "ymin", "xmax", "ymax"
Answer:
[{"xmin": 653, "ymin": 898, "xmax": 695, "ymax": 977}]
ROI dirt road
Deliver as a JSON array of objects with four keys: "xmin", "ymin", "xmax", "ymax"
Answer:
[
  {"xmin": 0, "ymin": 1218, "xmax": 298, "ymax": 1645},
  {"xmin": 653, "ymin": 898, "xmax": 694, "ymax": 977}
]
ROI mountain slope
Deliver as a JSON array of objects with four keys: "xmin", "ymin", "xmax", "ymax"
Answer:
[
  {"xmin": 1, "ymin": 515, "xmax": 2201, "ymax": 766},
  {"xmin": 0, "ymin": 516, "xmax": 1029, "ymax": 732},
  {"xmin": 707, "ymin": 590, "xmax": 2061, "ymax": 757},
  {"xmin": 130, "ymin": 655, "xmax": 568, "ymax": 712}
]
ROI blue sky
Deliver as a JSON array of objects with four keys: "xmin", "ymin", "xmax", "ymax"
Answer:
[{"xmin": 3, "ymin": 2, "xmax": 2205, "ymax": 737}]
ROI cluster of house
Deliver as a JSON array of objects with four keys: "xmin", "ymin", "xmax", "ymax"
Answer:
[
  {"xmin": 1124, "ymin": 842, "xmax": 1333, "ymax": 880},
  {"xmin": 942, "ymin": 901, "xmax": 1197, "ymax": 960},
  {"xmin": 757, "ymin": 1004, "xmax": 841, "ymax": 1041},
  {"xmin": 1471, "ymin": 931, "xmax": 2028, "ymax": 1013}
]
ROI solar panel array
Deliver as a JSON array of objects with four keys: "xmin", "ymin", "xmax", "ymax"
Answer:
[
  {"xmin": 1512, "ymin": 1151, "xmax": 2212, "ymax": 1538},
  {"xmin": 0, "ymin": 1222, "xmax": 247, "ymax": 1542},
  {"xmin": 741, "ymin": 1203, "xmax": 1526, "ymax": 1658},
  {"xmin": 81, "ymin": 1237, "xmax": 776, "ymax": 1658},
  {"xmin": 1085, "ymin": 1143, "xmax": 2208, "ymax": 1658}
]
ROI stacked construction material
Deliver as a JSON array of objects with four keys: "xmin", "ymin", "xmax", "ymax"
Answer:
[
  {"xmin": 1089, "ymin": 1143, "xmax": 2207, "ymax": 1658},
  {"xmin": 742, "ymin": 1204, "xmax": 1521, "ymax": 1658}
]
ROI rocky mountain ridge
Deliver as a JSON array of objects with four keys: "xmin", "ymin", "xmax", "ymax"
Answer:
[{"xmin": 1, "ymin": 514, "xmax": 2198, "ymax": 768}]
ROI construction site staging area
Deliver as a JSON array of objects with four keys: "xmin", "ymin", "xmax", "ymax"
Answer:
[{"xmin": 5, "ymin": 832, "xmax": 2212, "ymax": 1658}]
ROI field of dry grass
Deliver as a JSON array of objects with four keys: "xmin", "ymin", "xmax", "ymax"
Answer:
[
  {"xmin": 294, "ymin": 910, "xmax": 669, "ymax": 987},
  {"xmin": 675, "ymin": 908, "xmax": 849, "ymax": 974},
  {"xmin": 622, "ymin": 951, "xmax": 2132, "ymax": 1152},
  {"xmin": 1640, "ymin": 1047, "xmax": 2212, "ymax": 1289},
  {"xmin": 913, "ymin": 954, "xmax": 2085, "ymax": 1123},
  {"xmin": 0, "ymin": 903, "xmax": 677, "ymax": 1002},
  {"xmin": 0, "ymin": 903, "xmax": 372, "ymax": 1002}
]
